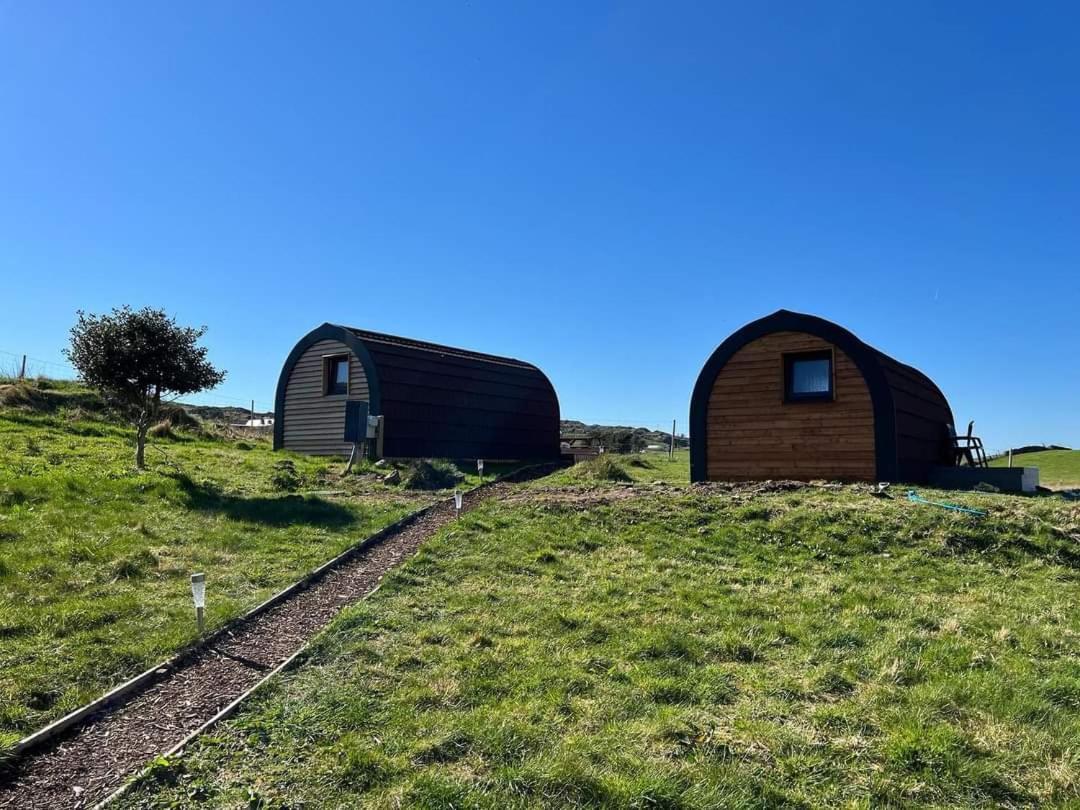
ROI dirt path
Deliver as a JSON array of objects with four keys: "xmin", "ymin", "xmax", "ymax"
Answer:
[
  {"xmin": 501, "ymin": 479, "xmax": 836, "ymax": 508},
  {"xmin": 0, "ymin": 479, "xmax": 531, "ymax": 809}
]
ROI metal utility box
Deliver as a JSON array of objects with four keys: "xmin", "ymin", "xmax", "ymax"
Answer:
[{"xmin": 343, "ymin": 401, "xmax": 370, "ymax": 443}]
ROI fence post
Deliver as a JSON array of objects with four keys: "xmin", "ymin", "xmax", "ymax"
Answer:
[
  {"xmin": 19, "ymin": 354, "xmax": 26, "ymax": 379},
  {"xmin": 669, "ymin": 419, "xmax": 675, "ymax": 460}
]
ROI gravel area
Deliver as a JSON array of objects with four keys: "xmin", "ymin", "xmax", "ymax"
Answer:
[{"xmin": 0, "ymin": 480, "xmax": 529, "ymax": 810}]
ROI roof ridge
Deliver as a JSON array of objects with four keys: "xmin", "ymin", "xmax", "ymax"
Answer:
[{"xmin": 337, "ymin": 325, "xmax": 534, "ymax": 369}]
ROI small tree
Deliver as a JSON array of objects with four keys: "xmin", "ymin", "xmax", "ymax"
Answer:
[{"xmin": 65, "ymin": 306, "xmax": 226, "ymax": 469}]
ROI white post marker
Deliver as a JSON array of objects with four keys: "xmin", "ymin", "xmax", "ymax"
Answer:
[
  {"xmin": 477, "ymin": 458, "xmax": 484, "ymax": 483},
  {"xmin": 454, "ymin": 489, "xmax": 463, "ymax": 516},
  {"xmin": 190, "ymin": 573, "xmax": 206, "ymax": 633}
]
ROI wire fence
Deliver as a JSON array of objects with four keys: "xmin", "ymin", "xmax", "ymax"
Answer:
[
  {"xmin": 0, "ymin": 348, "xmax": 79, "ymax": 380},
  {"xmin": 0, "ymin": 348, "xmax": 274, "ymax": 414}
]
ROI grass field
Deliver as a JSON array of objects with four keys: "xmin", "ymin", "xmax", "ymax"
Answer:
[
  {"xmin": 990, "ymin": 449, "xmax": 1080, "ymax": 490},
  {"xmin": 537, "ymin": 450, "xmax": 691, "ymax": 487},
  {"xmin": 0, "ymin": 380, "xmax": 490, "ymax": 750},
  {"xmin": 119, "ymin": 463, "xmax": 1080, "ymax": 808}
]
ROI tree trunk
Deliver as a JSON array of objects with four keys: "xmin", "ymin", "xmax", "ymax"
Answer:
[
  {"xmin": 135, "ymin": 388, "xmax": 160, "ymax": 471},
  {"xmin": 135, "ymin": 420, "xmax": 148, "ymax": 469}
]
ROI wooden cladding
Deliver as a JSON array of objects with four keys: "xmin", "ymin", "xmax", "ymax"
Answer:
[
  {"xmin": 704, "ymin": 331, "xmax": 876, "ymax": 481},
  {"xmin": 691, "ymin": 310, "xmax": 955, "ymax": 484},
  {"xmin": 282, "ymin": 339, "xmax": 369, "ymax": 456}
]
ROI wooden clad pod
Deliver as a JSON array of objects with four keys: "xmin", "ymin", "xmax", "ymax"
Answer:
[
  {"xmin": 690, "ymin": 310, "xmax": 954, "ymax": 483},
  {"xmin": 274, "ymin": 324, "xmax": 560, "ymax": 460}
]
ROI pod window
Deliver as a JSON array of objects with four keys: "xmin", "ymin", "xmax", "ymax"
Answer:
[
  {"xmin": 784, "ymin": 350, "xmax": 833, "ymax": 402},
  {"xmin": 325, "ymin": 355, "xmax": 349, "ymax": 396}
]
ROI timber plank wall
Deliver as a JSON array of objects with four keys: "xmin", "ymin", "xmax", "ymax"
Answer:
[
  {"xmin": 282, "ymin": 339, "xmax": 369, "ymax": 456},
  {"xmin": 705, "ymin": 332, "xmax": 876, "ymax": 480}
]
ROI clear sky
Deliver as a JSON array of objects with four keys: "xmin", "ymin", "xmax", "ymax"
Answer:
[{"xmin": 1, "ymin": 2, "xmax": 1076, "ymax": 450}]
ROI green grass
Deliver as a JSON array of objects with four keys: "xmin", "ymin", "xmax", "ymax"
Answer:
[
  {"xmin": 0, "ymin": 383, "xmax": 442, "ymax": 750},
  {"xmin": 118, "ymin": 477, "xmax": 1080, "ymax": 808},
  {"xmin": 538, "ymin": 450, "xmax": 690, "ymax": 487},
  {"xmin": 991, "ymin": 449, "xmax": 1080, "ymax": 489}
]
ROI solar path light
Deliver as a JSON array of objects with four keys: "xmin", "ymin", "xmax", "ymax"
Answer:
[
  {"xmin": 454, "ymin": 490, "xmax": 463, "ymax": 516},
  {"xmin": 190, "ymin": 572, "xmax": 206, "ymax": 633}
]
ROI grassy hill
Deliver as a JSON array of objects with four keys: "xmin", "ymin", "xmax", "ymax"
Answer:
[
  {"xmin": 538, "ymin": 450, "xmax": 691, "ymax": 486},
  {"xmin": 990, "ymin": 449, "xmax": 1080, "ymax": 490},
  {"xmin": 174, "ymin": 402, "xmax": 273, "ymax": 425},
  {"xmin": 560, "ymin": 421, "xmax": 689, "ymax": 454},
  {"xmin": 118, "ymin": 459, "xmax": 1080, "ymax": 808},
  {"xmin": 0, "ymin": 379, "xmax": 456, "ymax": 751}
]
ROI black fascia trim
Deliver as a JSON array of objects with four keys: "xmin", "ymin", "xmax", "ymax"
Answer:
[
  {"xmin": 273, "ymin": 323, "xmax": 382, "ymax": 450},
  {"xmin": 688, "ymin": 309, "xmax": 898, "ymax": 483},
  {"xmin": 532, "ymin": 366, "xmax": 562, "ymax": 446}
]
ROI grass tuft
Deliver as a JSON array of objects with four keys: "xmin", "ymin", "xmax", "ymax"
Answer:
[
  {"xmin": 336, "ymin": 735, "xmax": 395, "ymax": 791},
  {"xmin": 401, "ymin": 459, "xmax": 465, "ymax": 490},
  {"xmin": 569, "ymin": 455, "xmax": 633, "ymax": 483},
  {"xmin": 147, "ymin": 419, "xmax": 176, "ymax": 439},
  {"xmin": 269, "ymin": 459, "xmax": 302, "ymax": 491},
  {"xmin": 110, "ymin": 549, "xmax": 159, "ymax": 580}
]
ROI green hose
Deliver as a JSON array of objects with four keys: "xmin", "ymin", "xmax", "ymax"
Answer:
[{"xmin": 906, "ymin": 490, "xmax": 987, "ymax": 517}]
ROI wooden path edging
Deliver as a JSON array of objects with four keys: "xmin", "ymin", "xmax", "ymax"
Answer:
[
  {"xmin": 10, "ymin": 506, "xmax": 432, "ymax": 761},
  {"xmin": 94, "ymin": 467, "xmax": 550, "ymax": 807},
  {"xmin": 93, "ymin": 554, "xmax": 401, "ymax": 809},
  {"xmin": 11, "ymin": 463, "xmax": 549, "ymax": 765}
]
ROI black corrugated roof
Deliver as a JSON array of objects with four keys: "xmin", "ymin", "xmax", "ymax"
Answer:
[
  {"xmin": 275, "ymin": 323, "xmax": 561, "ymax": 459},
  {"xmin": 341, "ymin": 326, "xmax": 536, "ymax": 371},
  {"xmin": 338, "ymin": 324, "xmax": 560, "ymax": 459}
]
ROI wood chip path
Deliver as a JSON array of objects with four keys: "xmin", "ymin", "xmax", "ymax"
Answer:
[{"xmin": 0, "ymin": 477, "xmax": 540, "ymax": 809}]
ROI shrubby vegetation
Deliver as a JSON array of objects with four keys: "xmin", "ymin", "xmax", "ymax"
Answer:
[
  {"xmin": 65, "ymin": 306, "xmax": 225, "ymax": 468},
  {"xmin": 561, "ymin": 419, "xmax": 687, "ymax": 453},
  {"xmin": 402, "ymin": 459, "xmax": 466, "ymax": 491},
  {"xmin": 567, "ymin": 455, "xmax": 634, "ymax": 483}
]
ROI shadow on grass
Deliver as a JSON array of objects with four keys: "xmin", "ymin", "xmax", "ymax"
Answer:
[
  {"xmin": 0, "ymin": 410, "xmax": 128, "ymax": 438},
  {"xmin": 170, "ymin": 473, "xmax": 355, "ymax": 528}
]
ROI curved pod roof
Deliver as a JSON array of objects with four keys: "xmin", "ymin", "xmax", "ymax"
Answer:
[
  {"xmin": 689, "ymin": 310, "xmax": 954, "ymax": 483},
  {"xmin": 275, "ymin": 323, "xmax": 561, "ymax": 460}
]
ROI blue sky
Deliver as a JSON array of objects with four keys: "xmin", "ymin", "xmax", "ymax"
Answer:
[{"xmin": 1, "ymin": 2, "xmax": 1076, "ymax": 449}]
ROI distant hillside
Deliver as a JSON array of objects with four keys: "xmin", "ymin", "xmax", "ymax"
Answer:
[
  {"xmin": 994, "ymin": 444, "xmax": 1071, "ymax": 457},
  {"xmin": 0, "ymin": 378, "xmax": 271, "ymax": 428},
  {"xmin": 989, "ymin": 448, "xmax": 1080, "ymax": 490},
  {"xmin": 177, "ymin": 402, "xmax": 273, "ymax": 425},
  {"xmin": 561, "ymin": 420, "xmax": 688, "ymax": 454}
]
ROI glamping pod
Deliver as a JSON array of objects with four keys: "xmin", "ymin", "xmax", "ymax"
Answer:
[
  {"xmin": 274, "ymin": 324, "xmax": 560, "ymax": 460},
  {"xmin": 690, "ymin": 310, "xmax": 954, "ymax": 484}
]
